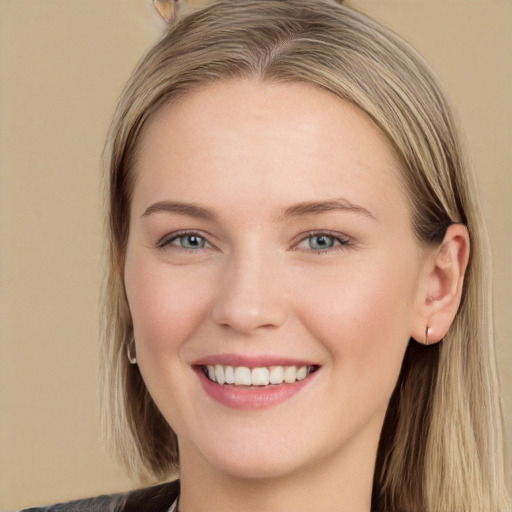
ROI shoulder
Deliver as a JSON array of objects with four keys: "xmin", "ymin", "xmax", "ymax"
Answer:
[
  {"xmin": 21, "ymin": 480, "xmax": 180, "ymax": 512},
  {"xmin": 123, "ymin": 480, "xmax": 180, "ymax": 512}
]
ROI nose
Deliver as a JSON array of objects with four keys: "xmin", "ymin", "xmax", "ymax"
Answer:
[{"xmin": 210, "ymin": 254, "xmax": 287, "ymax": 334}]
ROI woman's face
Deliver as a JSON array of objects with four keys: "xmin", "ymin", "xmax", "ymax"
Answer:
[{"xmin": 124, "ymin": 80, "xmax": 431, "ymax": 481}]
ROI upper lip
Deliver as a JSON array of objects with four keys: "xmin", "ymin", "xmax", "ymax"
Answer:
[{"xmin": 192, "ymin": 353, "xmax": 318, "ymax": 368}]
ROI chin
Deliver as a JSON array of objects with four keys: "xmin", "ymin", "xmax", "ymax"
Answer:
[
  {"xmin": 207, "ymin": 450, "xmax": 307, "ymax": 481},
  {"xmin": 180, "ymin": 430, "xmax": 315, "ymax": 481}
]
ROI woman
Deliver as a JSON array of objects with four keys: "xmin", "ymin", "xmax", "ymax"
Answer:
[{"xmin": 25, "ymin": 0, "xmax": 509, "ymax": 511}]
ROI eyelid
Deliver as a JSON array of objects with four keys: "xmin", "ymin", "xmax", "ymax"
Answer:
[
  {"xmin": 156, "ymin": 229, "xmax": 216, "ymax": 250},
  {"xmin": 155, "ymin": 229, "xmax": 351, "ymax": 252},
  {"xmin": 292, "ymin": 230, "xmax": 352, "ymax": 252}
]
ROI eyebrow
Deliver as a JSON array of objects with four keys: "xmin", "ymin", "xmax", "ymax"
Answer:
[
  {"xmin": 141, "ymin": 198, "xmax": 376, "ymax": 222},
  {"xmin": 141, "ymin": 201, "xmax": 216, "ymax": 220},
  {"xmin": 279, "ymin": 198, "xmax": 377, "ymax": 222}
]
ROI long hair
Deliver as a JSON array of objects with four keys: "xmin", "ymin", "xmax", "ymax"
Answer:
[{"xmin": 100, "ymin": 1, "xmax": 509, "ymax": 510}]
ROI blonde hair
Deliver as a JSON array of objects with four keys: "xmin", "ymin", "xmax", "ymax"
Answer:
[{"xmin": 100, "ymin": 1, "xmax": 510, "ymax": 510}]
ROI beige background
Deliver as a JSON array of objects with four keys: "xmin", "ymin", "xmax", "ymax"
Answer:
[{"xmin": 0, "ymin": 0, "xmax": 510, "ymax": 509}]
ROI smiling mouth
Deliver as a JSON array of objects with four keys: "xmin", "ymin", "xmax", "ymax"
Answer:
[{"xmin": 201, "ymin": 364, "xmax": 319, "ymax": 387}]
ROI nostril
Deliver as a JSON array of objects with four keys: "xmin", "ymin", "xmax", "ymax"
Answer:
[{"xmin": 210, "ymin": 299, "xmax": 287, "ymax": 333}]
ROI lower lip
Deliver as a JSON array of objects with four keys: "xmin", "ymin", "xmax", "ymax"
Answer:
[{"xmin": 196, "ymin": 367, "xmax": 316, "ymax": 410}]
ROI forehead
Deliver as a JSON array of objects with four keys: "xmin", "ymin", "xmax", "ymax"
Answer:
[{"xmin": 133, "ymin": 79, "xmax": 409, "ymax": 224}]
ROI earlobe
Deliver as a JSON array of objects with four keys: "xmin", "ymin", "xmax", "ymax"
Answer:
[{"xmin": 413, "ymin": 223, "xmax": 470, "ymax": 345}]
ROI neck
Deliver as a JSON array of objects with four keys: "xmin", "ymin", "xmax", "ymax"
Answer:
[{"xmin": 178, "ymin": 420, "xmax": 381, "ymax": 512}]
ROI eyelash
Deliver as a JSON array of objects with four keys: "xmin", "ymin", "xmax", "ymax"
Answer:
[
  {"xmin": 156, "ymin": 230, "xmax": 213, "ymax": 252},
  {"xmin": 293, "ymin": 231, "xmax": 351, "ymax": 254},
  {"xmin": 156, "ymin": 230, "xmax": 351, "ymax": 253}
]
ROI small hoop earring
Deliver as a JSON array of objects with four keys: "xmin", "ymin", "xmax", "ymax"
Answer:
[
  {"xmin": 127, "ymin": 337, "xmax": 137, "ymax": 365},
  {"xmin": 425, "ymin": 325, "xmax": 433, "ymax": 346}
]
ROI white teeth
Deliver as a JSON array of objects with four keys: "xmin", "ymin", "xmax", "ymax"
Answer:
[
  {"xmin": 269, "ymin": 365, "xmax": 284, "ymax": 384},
  {"xmin": 214, "ymin": 364, "xmax": 225, "ymax": 385},
  {"xmin": 204, "ymin": 364, "xmax": 314, "ymax": 386},
  {"xmin": 251, "ymin": 367, "xmax": 270, "ymax": 386},
  {"xmin": 283, "ymin": 366, "xmax": 297, "ymax": 383},
  {"xmin": 224, "ymin": 365, "xmax": 235, "ymax": 384},
  {"xmin": 296, "ymin": 366, "xmax": 307, "ymax": 381},
  {"xmin": 234, "ymin": 366, "xmax": 252, "ymax": 386}
]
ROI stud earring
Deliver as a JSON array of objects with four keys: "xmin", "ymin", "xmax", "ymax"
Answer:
[
  {"xmin": 127, "ymin": 336, "xmax": 137, "ymax": 365},
  {"xmin": 425, "ymin": 325, "xmax": 433, "ymax": 346}
]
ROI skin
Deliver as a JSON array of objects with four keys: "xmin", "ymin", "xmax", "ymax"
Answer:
[{"xmin": 123, "ymin": 79, "xmax": 469, "ymax": 512}]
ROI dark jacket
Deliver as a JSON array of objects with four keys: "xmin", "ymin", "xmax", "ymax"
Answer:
[{"xmin": 21, "ymin": 480, "xmax": 180, "ymax": 512}]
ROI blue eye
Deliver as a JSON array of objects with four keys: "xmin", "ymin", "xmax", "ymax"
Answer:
[
  {"xmin": 173, "ymin": 234, "xmax": 207, "ymax": 249},
  {"xmin": 297, "ymin": 232, "xmax": 350, "ymax": 252},
  {"xmin": 157, "ymin": 232, "xmax": 209, "ymax": 250},
  {"xmin": 308, "ymin": 235, "xmax": 336, "ymax": 250}
]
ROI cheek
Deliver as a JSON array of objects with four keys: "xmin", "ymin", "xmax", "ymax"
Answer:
[
  {"xmin": 124, "ymin": 256, "xmax": 214, "ymax": 361},
  {"xmin": 294, "ymin": 256, "xmax": 418, "ymax": 387}
]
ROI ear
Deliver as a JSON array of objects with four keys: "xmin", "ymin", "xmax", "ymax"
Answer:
[{"xmin": 411, "ymin": 223, "xmax": 470, "ymax": 345}]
